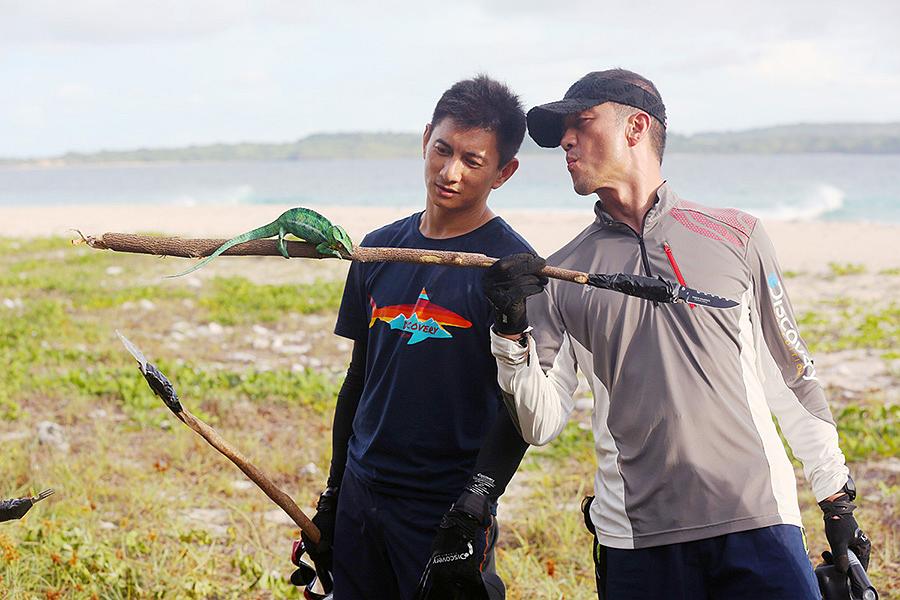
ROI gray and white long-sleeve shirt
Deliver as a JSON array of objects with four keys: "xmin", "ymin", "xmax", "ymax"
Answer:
[{"xmin": 492, "ymin": 182, "xmax": 848, "ymax": 549}]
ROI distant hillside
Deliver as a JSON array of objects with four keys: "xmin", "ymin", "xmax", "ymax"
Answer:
[
  {"xmin": 52, "ymin": 133, "xmax": 425, "ymax": 163},
  {"xmin": 667, "ymin": 122, "xmax": 900, "ymax": 154},
  {"xmin": 5, "ymin": 123, "xmax": 899, "ymax": 165}
]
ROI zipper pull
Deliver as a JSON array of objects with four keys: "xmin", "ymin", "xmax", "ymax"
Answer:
[{"xmin": 663, "ymin": 241, "xmax": 695, "ymax": 310}]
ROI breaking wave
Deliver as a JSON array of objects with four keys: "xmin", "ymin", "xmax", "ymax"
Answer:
[{"xmin": 754, "ymin": 184, "xmax": 844, "ymax": 221}]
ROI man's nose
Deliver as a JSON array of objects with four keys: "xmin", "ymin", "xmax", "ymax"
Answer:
[
  {"xmin": 560, "ymin": 127, "xmax": 576, "ymax": 151},
  {"xmin": 441, "ymin": 158, "xmax": 463, "ymax": 182}
]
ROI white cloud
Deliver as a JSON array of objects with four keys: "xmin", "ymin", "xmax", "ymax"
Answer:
[
  {"xmin": 0, "ymin": 0, "xmax": 315, "ymax": 44},
  {"xmin": 750, "ymin": 41, "xmax": 840, "ymax": 84},
  {"xmin": 1, "ymin": 0, "xmax": 899, "ymax": 155},
  {"xmin": 55, "ymin": 83, "xmax": 97, "ymax": 102}
]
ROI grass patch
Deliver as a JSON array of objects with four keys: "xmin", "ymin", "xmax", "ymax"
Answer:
[
  {"xmin": 835, "ymin": 404, "xmax": 900, "ymax": 462},
  {"xmin": 0, "ymin": 235, "xmax": 341, "ymax": 597},
  {"xmin": 2, "ymin": 235, "xmax": 898, "ymax": 597},
  {"xmin": 799, "ymin": 303, "xmax": 900, "ymax": 355},
  {"xmin": 200, "ymin": 276, "xmax": 344, "ymax": 325},
  {"xmin": 827, "ymin": 262, "xmax": 867, "ymax": 277},
  {"xmin": 528, "ymin": 421, "xmax": 595, "ymax": 464}
]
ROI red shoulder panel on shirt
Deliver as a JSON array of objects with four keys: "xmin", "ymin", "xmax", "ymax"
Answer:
[{"xmin": 670, "ymin": 201, "xmax": 758, "ymax": 248}]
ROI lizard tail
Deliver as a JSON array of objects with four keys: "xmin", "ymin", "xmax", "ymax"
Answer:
[{"xmin": 166, "ymin": 222, "xmax": 281, "ymax": 278}]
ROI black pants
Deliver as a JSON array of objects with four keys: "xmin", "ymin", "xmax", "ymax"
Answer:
[
  {"xmin": 333, "ymin": 469, "xmax": 500, "ymax": 600},
  {"xmin": 584, "ymin": 498, "xmax": 819, "ymax": 600}
]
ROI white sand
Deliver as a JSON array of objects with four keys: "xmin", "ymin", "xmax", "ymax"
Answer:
[{"xmin": 1, "ymin": 204, "xmax": 898, "ymax": 273}]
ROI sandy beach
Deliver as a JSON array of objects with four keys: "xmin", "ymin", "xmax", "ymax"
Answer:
[{"xmin": 2, "ymin": 203, "xmax": 900, "ymax": 273}]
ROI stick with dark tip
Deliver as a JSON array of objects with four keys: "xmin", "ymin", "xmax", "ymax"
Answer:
[
  {"xmin": 116, "ymin": 331, "xmax": 320, "ymax": 544},
  {"xmin": 0, "ymin": 489, "xmax": 54, "ymax": 523},
  {"xmin": 82, "ymin": 233, "xmax": 738, "ymax": 309}
]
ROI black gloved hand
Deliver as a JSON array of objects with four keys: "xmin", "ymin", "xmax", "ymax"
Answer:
[
  {"xmin": 425, "ymin": 507, "xmax": 490, "ymax": 600},
  {"xmin": 298, "ymin": 486, "xmax": 339, "ymax": 579},
  {"xmin": 820, "ymin": 493, "xmax": 871, "ymax": 573},
  {"xmin": 483, "ymin": 253, "xmax": 548, "ymax": 335}
]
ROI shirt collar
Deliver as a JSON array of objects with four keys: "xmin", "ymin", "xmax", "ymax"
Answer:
[{"xmin": 593, "ymin": 181, "xmax": 676, "ymax": 233}]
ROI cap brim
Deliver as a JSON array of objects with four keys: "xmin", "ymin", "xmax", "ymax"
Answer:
[{"xmin": 526, "ymin": 98, "xmax": 603, "ymax": 148}]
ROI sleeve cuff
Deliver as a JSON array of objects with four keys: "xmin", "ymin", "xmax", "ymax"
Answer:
[{"xmin": 490, "ymin": 327, "xmax": 532, "ymax": 365}]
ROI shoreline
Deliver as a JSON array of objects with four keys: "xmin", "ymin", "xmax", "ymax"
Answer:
[{"xmin": 2, "ymin": 203, "xmax": 899, "ymax": 272}]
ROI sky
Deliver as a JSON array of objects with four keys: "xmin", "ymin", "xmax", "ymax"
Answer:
[{"xmin": 2, "ymin": 0, "xmax": 899, "ymax": 157}]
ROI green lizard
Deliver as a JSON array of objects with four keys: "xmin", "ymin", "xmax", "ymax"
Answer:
[{"xmin": 168, "ymin": 207, "xmax": 353, "ymax": 278}]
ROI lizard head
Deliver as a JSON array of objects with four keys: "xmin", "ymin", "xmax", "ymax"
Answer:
[{"xmin": 330, "ymin": 225, "xmax": 354, "ymax": 258}]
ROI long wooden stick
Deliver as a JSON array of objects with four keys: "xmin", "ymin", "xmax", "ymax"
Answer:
[
  {"xmin": 173, "ymin": 407, "xmax": 320, "ymax": 544},
  {"xmin": 77, "ymin": 232, "xmax": 590, "ymax": 284}
]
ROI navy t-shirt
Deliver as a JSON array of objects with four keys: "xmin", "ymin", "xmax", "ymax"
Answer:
[{"xmin": 334, "ymin": 213, "xmax": 533, "ymax": 500}]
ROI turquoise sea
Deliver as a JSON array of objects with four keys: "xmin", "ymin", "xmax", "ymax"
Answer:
[{"xmin": 2, "ymin": 153, "xmax": 899, "ymax": 222}]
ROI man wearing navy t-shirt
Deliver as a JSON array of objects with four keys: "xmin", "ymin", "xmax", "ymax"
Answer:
[{"xmin": 300, "ymin": 76, "xmax": 540, "ymax": 599}]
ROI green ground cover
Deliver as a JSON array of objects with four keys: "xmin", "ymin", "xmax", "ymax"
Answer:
[{"xmin": 1, "ymin": 238, "xmax": 897, "ymax": 598}]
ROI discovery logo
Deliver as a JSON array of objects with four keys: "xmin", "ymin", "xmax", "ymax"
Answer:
[
  {"xmin": 767, "ymin": 272, "xmax": 817, "ymax": 381},
  {"xmin": 369, "ymin": 288, "xmax": 472, "ymax": 345}
]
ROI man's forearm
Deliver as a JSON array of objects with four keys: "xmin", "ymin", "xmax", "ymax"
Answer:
[
  {"xmin": 468, "ymin": 407, "xmax": 529, "ymax": 503},
  {"xmin": 490, "ymin": 329, "xmax": 576, "ymax": 446},
  {"xmin": 326, "ymin": 339, "xmax": 367, "ymax": 488}
]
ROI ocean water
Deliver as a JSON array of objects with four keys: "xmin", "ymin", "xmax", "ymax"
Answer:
[{"xmin": 2, "ymin": 153, "xmax": 899, "ymax": 222}]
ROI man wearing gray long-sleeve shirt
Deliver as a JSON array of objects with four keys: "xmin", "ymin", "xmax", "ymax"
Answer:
[{"xmin": 483, "ymin": 69, "xmax": 871, "ymax": 599}]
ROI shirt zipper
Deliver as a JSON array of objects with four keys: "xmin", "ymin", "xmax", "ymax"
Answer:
[
  {"xmin": 618, "ymin": 209, "xmax": 657, "ymax": 306},
  {"xmin": 638, "ymin": 236, "xmax": 653, "ymax": 278}
]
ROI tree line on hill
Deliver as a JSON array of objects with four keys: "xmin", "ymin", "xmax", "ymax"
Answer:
[{"xmin": 4, "ymin": 123, "xmax": 899, "ymax": 165}]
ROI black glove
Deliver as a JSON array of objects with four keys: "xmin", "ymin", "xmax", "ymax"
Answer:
[
  {"xmin": 417, "ymin": 477, "xmax": 498, "ymax": 600},
  {"xmin": 483, "ymin": 253, "xmax": 548, "ymax": 335},
  {"xmin": 820, "ymin": 493, "xmax": 871, "ymax": 573},
  {"xmin": 424, "ymin": 508, "xmax": 490, "ymax": 600},
  {"xmin": 298, "ymin": 486, "xmax": 339, "ymax": 580}
]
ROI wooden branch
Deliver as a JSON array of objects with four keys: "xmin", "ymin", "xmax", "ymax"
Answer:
[
  {"xmin": 77, "ymin": 232, "xmax": 590, "ymax": 285},
  {"xmin": 351, "ymin": 247, "xmax": 590, "ymax": 285},
  {"xmin": 77, "ymin": 232, "xmax": 328, "ymax": 260},
  {"xmin": 176, "ymin": 408, "xmax": 320, "ymax": 544}
]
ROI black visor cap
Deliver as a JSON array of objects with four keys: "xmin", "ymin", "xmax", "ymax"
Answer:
[{"xmin": 527, "ymin": 73, "xmax": 667, "ymax": 148}]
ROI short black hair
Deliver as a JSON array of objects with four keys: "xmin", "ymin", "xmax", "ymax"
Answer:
[
  {"xmin": 431, "ymin": 75, "xmax": 526, "ymax": 167},
  {"xmin": 606, "ymin": 69, "xmax": 667, "ymax": 164}
]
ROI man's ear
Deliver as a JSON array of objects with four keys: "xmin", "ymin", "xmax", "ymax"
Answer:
[
  {"xmin": 626, "ymin": 112, "xmax": 651, "ymax": 147},
  {"xmin": 422, "ymin": 123, "xmax": 432, "ymax": 159},
  {"xmin": 492, "ymin": 157, "xmax": 520, "ymax": 189}
]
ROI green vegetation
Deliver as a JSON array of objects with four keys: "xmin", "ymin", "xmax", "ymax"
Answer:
[
  {"xmin": 666, "ymin": 122, "xmax": 900, "ymax": 154},
  {"xmin": 4, "ymin": 122, "xmax": 900, "ymax": 165},
  {"xmin": 1, "ymin": 236, "xmax": 898, "ymax": 597},
  {"xmin": 201, "ymin": 277, "xmax": 344, "ymax": 325},
  {"xmin": 1, "ymin": 236, "xmax": 345, "ymax": 597},
  {"xmin": 835, "ymin": 404, "xmax": 900, "ymax": 462},
  {"xmin": 799, "ymin": 303, "xmax": 899, "ymax": 355},
  {"xmin": 827, "ymin": 262, "xmax": 867, "ymax": 277}
]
